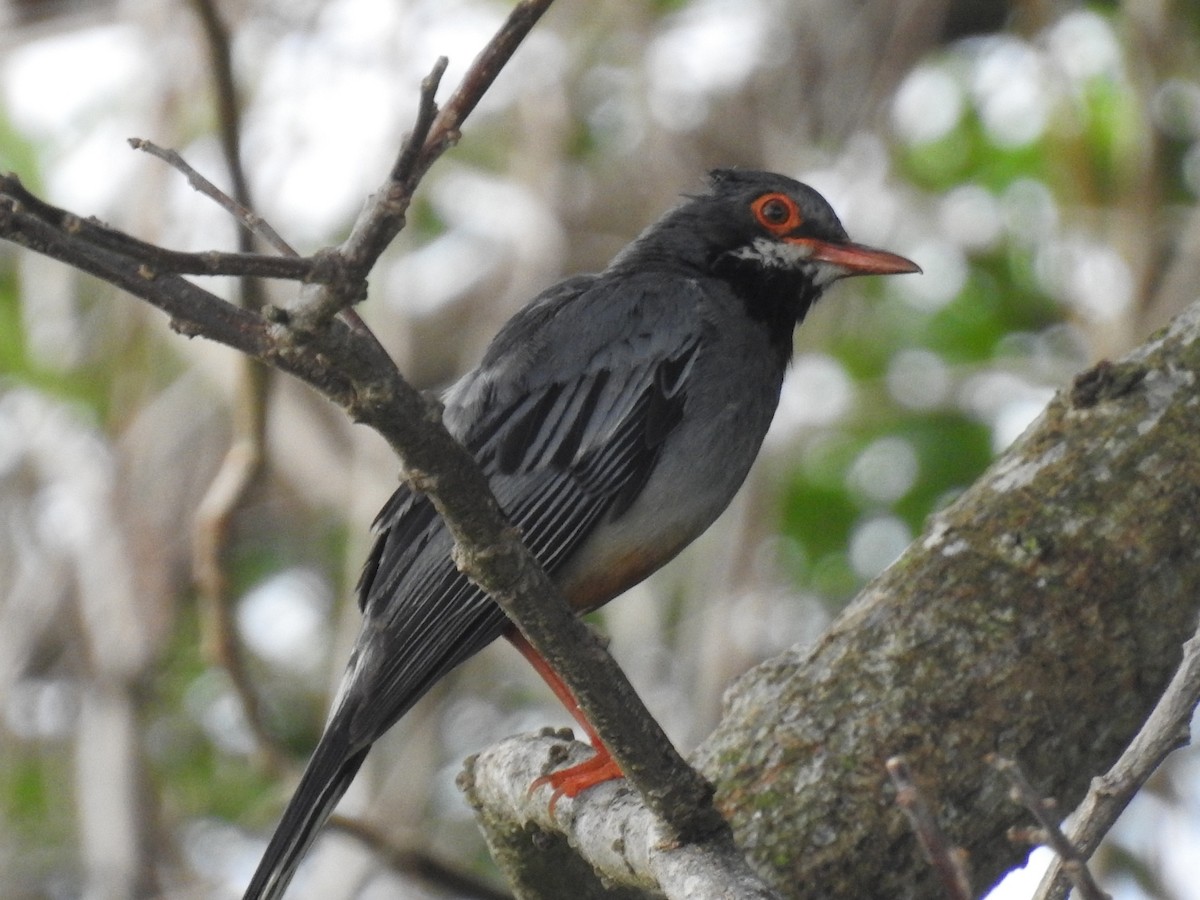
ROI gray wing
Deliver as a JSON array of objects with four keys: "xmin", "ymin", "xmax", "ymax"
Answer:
[{"xmin": 343, "ymin": 273, "xmax": 706, "ymax": 745}]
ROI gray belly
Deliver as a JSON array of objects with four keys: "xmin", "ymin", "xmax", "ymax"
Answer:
[{"xmin": 555, "ymin": 334, "xmax": 786, "ymax": 611}]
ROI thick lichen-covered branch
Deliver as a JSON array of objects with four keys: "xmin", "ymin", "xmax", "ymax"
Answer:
[{"xmin": 690, "ymin": 301, "xmax": 1200, "ymax": 896}]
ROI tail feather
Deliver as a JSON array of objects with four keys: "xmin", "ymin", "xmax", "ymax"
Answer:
[{"xmin": 242, "ymin": 735, "xmax": 369, "ymax": 900}]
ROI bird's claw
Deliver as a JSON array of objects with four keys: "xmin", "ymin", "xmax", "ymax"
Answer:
[{"xmin": 531, "ymin": 749, "xmax": 625, "ymax": 815}]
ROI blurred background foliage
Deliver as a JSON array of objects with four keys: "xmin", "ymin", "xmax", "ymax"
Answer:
[{"xmin": 1, "ymin": 0, "xmax": 1199, "ymax": 897}]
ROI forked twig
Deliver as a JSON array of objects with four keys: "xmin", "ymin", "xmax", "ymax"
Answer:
[
  {"xmin": 392, "ymin": 57, "xmax": 450, "ymax": 182},
  {"xmin": 989, "ymin": 755, "xmax": 1110, "ymax": 900},
  {"xmin": 129, "ymin": 138, "xmax": 297, "ymax": 257},
  {"xmin": 1031, "ymin": 619, "xmax": 1200, "ymax": 900},
  {"xmin": 290, "ymin": 0, "xmax": 556, "ymax": 329}
]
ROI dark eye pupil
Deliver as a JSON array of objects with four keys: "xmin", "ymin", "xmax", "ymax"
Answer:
[{"xmin": 763, "ymin": 200, "xmax": 788, "ymax": 223}]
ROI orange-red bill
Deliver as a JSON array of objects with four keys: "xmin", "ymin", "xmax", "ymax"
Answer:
[{"xmin": 786, "ymin": 237, "xmax": 922, "ymax": 276}]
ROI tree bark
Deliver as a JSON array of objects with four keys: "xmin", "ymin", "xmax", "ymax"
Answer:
[{"xmin": 695, "ymin": 300, "xmax": 1200, "ymax": 896}]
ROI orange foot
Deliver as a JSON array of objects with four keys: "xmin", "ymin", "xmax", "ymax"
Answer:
[{"xmin": 532, "ymin": 747, "xmax": 624, "ymax": 814}]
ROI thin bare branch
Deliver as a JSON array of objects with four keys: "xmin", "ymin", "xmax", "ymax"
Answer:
[
  {"xmin": 289, "ymin": 0, "xmax": 555, "ymax": 329},
  {"xmin": 1032, "ymin": 618, "xmax": 1200, "ymax": 900},
  {"xmin": 422, "ymin": 0, "xmax": 554, "ymax": 160},
  {"xmin": 391, "ymin": 56, "xmax": 449, "ymax": 182},
  {"xmin": 989, "ymin": 756, "xmax": 1111, "ymax": 900},
  {"xmin": 886, "ymin": 757, "xmax": 973, "ymax": 900},
  {"xmin": 129, "ymin": 138, "xmax": 298, "ymax": 258},
  {"xmin": 0, "ymin": 173, "xmax": 321, "ymax": 279}
]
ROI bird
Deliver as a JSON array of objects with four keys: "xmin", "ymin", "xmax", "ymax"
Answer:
[{"xmin": 243, "ymin": 168, "xmax": 920, "ymax": 899}]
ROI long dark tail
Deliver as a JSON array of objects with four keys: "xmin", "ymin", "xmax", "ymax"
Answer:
[{"xmin": 242, "ymin": 731, "xmax": 369, "ymax": 900}]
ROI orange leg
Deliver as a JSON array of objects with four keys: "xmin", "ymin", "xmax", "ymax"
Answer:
[{"xmin": 505, "ymin": 627, "xmax": 625, "ymax": 810}]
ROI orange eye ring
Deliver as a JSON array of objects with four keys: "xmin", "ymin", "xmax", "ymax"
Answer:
[{"xmin": 751, "ymin": 192, "xmax": 802, "ymax": 235}]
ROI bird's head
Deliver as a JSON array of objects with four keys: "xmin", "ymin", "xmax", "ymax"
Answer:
[{"xmin": 615, "ymin": 168, "xmax": 920, "ymax": 334}]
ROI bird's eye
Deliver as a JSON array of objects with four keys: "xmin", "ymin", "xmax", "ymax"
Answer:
[
  {"xmin": 751, "ymin": 192, "xmax": 801, "ymax": 234},
  {"xmin": 759, "ymin": 199, "xmax": 790, "ymax": 223}
]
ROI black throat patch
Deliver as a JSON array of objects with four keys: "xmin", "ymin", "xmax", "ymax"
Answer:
[{"xmin": 711, "ymin": 251, "xmax": 818, "ymax": 357}]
